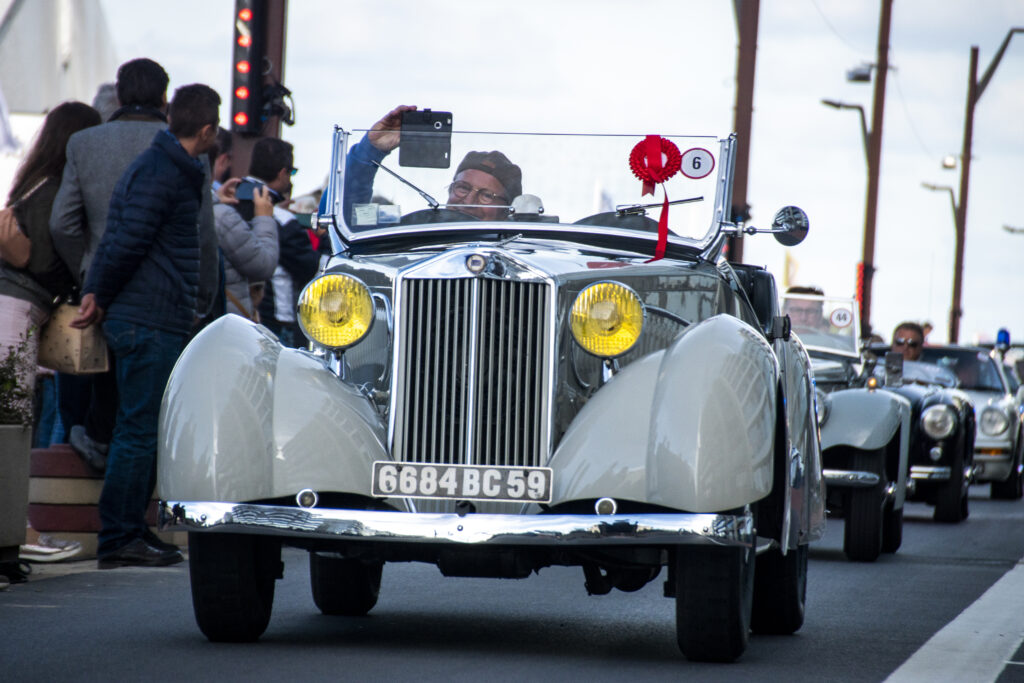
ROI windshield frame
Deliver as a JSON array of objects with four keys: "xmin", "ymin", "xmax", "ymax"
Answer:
[
  {"xmin": 319, "ymin": 127, "xmax": 737, "ymax": 260},
  {"xmin": 779, "ymin": 293, "xmax": 861, "ymax": 359}
]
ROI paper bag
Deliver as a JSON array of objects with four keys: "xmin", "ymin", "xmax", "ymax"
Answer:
[{"xmin": 37, "ymin": 303, "xmax": 109, "ymax": 374}]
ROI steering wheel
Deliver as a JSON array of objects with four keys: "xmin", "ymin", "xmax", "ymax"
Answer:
[{"xmin": 399, "ymin": 208, "xmax": 481, "ymax": 226}]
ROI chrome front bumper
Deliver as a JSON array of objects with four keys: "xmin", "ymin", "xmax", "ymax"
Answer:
[
  {"xmin": 160, "ymin": 501, "xmax": 754, "ymax": 547},
  {"xmin": 823, "ymin": 469, "xmax": 880, "ymax": 488},
  {"xmin": 910, "ymin": 465, "xmax": 951, "ymax": 480}
]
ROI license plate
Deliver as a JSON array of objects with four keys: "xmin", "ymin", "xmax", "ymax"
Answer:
[{"xmin": 371, "ymin": 462, "xmax": 553, "ymax": 503}]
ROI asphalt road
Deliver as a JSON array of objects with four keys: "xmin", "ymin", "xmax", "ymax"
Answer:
[{"xmin": 3, "ymin": 487, "xmax": 1024, "ymax": 682}]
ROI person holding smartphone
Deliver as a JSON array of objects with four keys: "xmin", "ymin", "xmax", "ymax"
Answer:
[
  {"xmin": 212, "ymin": 179, "xmax": 278, "ymax": 322},
  {"xmin": 342, "ymin": 105, "xmax": 522, "ymax": 223}
]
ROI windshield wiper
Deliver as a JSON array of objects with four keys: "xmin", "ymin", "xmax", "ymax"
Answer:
[
  {"xmin": 615, "ymin": 195, "xmax": 704, "ymax": 216},
  {"xmin": 370, "ymin": 160, "xmax": 440, "ymax": 209}
]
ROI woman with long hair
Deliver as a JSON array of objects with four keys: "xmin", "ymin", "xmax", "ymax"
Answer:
[{"xmin": 0, "ymin": 101, "xmax": 101, "ymax": 580}]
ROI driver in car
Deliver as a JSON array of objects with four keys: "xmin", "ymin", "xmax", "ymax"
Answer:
[
  {"xmin": 783, "ymin": 286, "xmax": 829, "ymax": 334},
  {"xmin": 343, "ymin": 105, "xmax": 522, "ymax": 221},
  {"xmin": 890, "ymin": 321, "xmax": 924, "ymax": 362}
]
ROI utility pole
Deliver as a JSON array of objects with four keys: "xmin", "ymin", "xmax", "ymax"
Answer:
[
  {"xmin": 949, "ymin": 28, "xmax": 1023, "ymax": 342},
  {"xmin": 726, "ymin": 0, "xmax": 760, "ymax": 263},
  {"xmin": 230, "ymin": 0, "xmax": 289, "ymax": 178},
  {"xmin": 858, "ymin": 0, "xmax": 893, "ymax": 339}
]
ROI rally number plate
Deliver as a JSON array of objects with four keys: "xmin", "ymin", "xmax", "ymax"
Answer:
[{"xmin": 372, "ymin": 462, "xmax": 553, "ymax": 504}]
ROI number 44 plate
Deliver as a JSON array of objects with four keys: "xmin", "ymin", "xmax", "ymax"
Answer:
[{"xmin": 372, "ymin": 462, "xmax": 553, "ymax": 503}]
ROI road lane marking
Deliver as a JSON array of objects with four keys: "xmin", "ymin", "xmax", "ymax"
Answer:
[{"xmin": 886, "ymin": 560, "xmax": 1024, "ymax": 683}]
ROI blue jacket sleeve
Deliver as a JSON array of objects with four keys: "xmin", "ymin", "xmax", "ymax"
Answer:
[
  {"xmin": 84, "ymin": 160, "xmax": 171, "ymax": 309},
  {"xmin": 341, "ymin": 134, "xmax": 388, "ymax": 227}
]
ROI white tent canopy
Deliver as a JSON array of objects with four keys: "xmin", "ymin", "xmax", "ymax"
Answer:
[{"xmin": 0, "ymin": 0, "xmax": 117, "ymax": 114}]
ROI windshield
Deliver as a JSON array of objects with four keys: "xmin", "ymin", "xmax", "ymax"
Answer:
[
  {"xmin": 919, "ymin": 347, "xmax": 1006, "ymax": 393},
  {"xmin": 871, "ymin": 360, "xmax": 959, "ymax": 388},
  {"xmin": 322, "ymin": 127, "xmax": 732, "ymax": 253},
  {"xmin": 780, "ymin": 294, "xmax": 859, "ymax": 358}
]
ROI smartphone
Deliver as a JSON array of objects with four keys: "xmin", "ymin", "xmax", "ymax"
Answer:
[
  {"xmin": 236, "ymin": 180, "xmax": 264, "ymax": 201},
  {"xmin": 399, "ymin": 109, "xmax": 453, "ymax": 169}
]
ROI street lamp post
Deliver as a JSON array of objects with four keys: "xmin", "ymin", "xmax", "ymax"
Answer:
[
  {"xmin": 922, "ymin": 182, "xmax": 957, "ymax": 228},
  {"xmin": 949, "ymin": 27, "xmax": 1023, "ymax": 342},
  {"xmin": 821, "ymin": 100, "xmax": 869, "ymax": 161}
]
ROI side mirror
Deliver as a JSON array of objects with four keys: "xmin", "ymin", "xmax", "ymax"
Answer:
[
  {"xmin": 884, "ymin": 351, "xmax": 904, "ymax": 387},
  {"xmin": 772, "ymin": 206, "xmax": 810, "ymax": 247}
]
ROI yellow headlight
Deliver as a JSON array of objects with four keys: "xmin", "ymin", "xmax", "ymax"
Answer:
[
  {"xmin": 297, "ymin": 274, "xmax": 374, "ymax": 349},
  {"xmin": 570, "ymin": 282, "xmax": 644, "ymax": 357}
]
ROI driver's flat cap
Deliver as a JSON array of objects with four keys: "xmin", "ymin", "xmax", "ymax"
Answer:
[{"xmin": 456, "ymin": 150, "xmax": 522, "ymax": 200}]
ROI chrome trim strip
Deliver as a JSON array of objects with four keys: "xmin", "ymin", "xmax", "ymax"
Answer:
[
  {"xmin": 160, "ymin": 501, "xmax": 754, "ymax": 547},
  {"xmin": 822, "ymin": 468, "xmax": 880, "ymax": 488},
  {"xmin": 910, "ymin": 465, "xmax": 952, "ymax": 480}
]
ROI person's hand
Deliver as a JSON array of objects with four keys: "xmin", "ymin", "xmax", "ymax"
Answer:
[
  {"xmin": 368, "ymin": 104, "xmax": 417, "ymax": 152},
  {"xmin": 216, "ymin": 177, "xmax": 241, "ymax": 205},
  {"xmin": 70, "ymin": 293, "xmax": 104, "ymax": 329},
  {"xmin": 253, "ymin": 185, "xmax": 273, "ymax": 217}
]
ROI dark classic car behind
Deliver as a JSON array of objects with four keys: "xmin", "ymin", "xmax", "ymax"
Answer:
[
  {"xmin": 157, "ymin": 122, "xmax": 824, "ymax": 662},
  {"xmin": 870, "ymin": 355, "xmax": 976, "ymax": 522}
]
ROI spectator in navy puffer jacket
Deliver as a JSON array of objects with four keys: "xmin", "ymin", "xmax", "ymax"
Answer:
[{"xmin": 71, "ymin": 84, "xmax": 222, "ymax": 570}]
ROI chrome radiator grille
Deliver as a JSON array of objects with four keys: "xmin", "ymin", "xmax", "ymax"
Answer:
[{"xmin": 393, "ymin": 278, "xmax": 550, "ymax": 468}]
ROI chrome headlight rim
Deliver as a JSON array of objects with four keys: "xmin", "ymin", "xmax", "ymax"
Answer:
[
  {"xmin": 921, "ymin": 404, "xmax": 957, "ymax": 440},
  {"xmin": 979, "ymin": 406, "xmax": 1010, "ymax": 437},
  {"xmin": 814, "ymin": 387, "xmax": 831, "ymax": 426},
  {"xmin": 297, "ymin": 273, "xmax": 375, "ymax": 350},
  {"xmin": 569, "ymin": 280, "xmax": 646, "ymax": 359}
]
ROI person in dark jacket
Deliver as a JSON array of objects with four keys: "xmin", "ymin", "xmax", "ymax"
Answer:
[
  {"xmin": 71, "ymin": 84, "xmax": 222, "ymax": 569},
  {"xmin": 245, "ymin": 137, "xmax": 322, "ymax": 347},
  {"xmin": 50, "ymin": 58, "xmax": 218, "ymax": 471}
]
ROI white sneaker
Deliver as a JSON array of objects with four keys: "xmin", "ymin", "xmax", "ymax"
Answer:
[{"xmin": 20, "ymin": 535, "xmax": 83, "ymax": 563}]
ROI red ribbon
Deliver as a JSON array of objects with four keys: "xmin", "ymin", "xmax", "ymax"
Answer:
[{"xmin": 629, "ymin": 135, "xmax": 681, "ymax": 261}]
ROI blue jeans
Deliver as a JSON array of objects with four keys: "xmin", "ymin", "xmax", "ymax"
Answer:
[{"xmin": 97, "ymin": 320, "xmax": 186, "ymax": 555}]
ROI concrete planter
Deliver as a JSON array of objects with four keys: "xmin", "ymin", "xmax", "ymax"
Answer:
[{"xmin": 0, "ymin": 424, "xmax": 32, "ymax": 560}]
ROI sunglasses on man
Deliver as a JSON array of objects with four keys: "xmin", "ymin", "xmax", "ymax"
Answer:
[{"xmin": 893, "ymin": 337, "xmax": 921, "ymax": 348}]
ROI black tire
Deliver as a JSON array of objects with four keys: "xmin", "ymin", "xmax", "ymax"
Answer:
[
  {"xmin": 751, "ymin": 544, "xmax": 807, "ymax": 635},
  {"xmin": 310, "ymin": 552, "xmax": 383, "ymax": 616},
  {"xmin": 843, "ymin": 450, "xmax": 885, "ymax": 562},
  {"xmin": 188, "ymin": 532, "xmax": 281, "ymax": 642},
  {"xmin": 991, "ymin": 441, "xmax": 1023, "ymax": 500},
  {"xmin": 881, "ymin": 501, "xmax": 904, "ymax": 553},
  {"xmin": 675, "ymin": 545, "xmax": 753, "ymax": 662},
  {"xmin": 934, "ymin": 449, "xmax": 968, "ymax": 523}
]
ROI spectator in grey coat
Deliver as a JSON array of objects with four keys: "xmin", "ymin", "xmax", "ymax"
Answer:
[{"xmin": 213, "ymin": 182, "xmax": 278, "ymax": 320}]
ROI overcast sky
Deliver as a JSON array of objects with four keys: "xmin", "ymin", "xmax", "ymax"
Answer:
[{"xmin": 97, "ymin": 0, "xmax": 1024, "ymax": 343}]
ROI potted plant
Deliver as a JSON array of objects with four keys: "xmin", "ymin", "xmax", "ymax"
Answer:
[{"xmin": 0, "ymin": 334, "xmax": 34, "ymax": 566}]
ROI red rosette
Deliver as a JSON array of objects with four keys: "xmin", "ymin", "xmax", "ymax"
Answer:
[
  {"xmin": 630, "ymin": 135, "xmax": 681, "ymax": 195},
  {"xmin": 629, "ymin": 135, "xmax": 681, "ymax": 261}
]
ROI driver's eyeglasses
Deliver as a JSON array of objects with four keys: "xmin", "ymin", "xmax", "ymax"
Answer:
[
  {"xmin": 893, "ymin": 337, "xmax": 921, "ymax": 348},
  {"xmin": 289, "ymin": 167, "xmax": 299, "ymax": 177},
  {"xmin": 448, "ymin": 181, "xmax": 508, "ymax": 206}
]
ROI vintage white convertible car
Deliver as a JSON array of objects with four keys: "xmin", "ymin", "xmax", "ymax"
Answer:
[{"xmin": 158, "ymin": 118, "xmax": 824, "ymax": 662}]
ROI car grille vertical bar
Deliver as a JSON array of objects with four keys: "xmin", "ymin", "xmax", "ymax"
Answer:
[{"xmin": 394, "ymin": 278, "xmax": 549, "ymax": 469}]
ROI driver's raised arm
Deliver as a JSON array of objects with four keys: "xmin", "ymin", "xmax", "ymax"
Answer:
[{"xmin": 342, "ymin": 104, "xmax": 416, "ymax": 221}]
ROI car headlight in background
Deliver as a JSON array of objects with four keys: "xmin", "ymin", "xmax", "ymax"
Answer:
[
  {"xmin": 814, "ymin": 388, "xmax": 831, "ymax": 426},
  {"xmin": 297, "ymin": 274, "xmax": 374, "ymax": 349},
  {"xmin": 921, "ymin": 404, "xmax": 956, "ymax": 440},
  {"xmin": 570, "ymin": 282, "xmax": 645, "ymax": 358},
  {"xmin": 979, "ymin": 407, "xmax": 1010, "ymax": 436}
]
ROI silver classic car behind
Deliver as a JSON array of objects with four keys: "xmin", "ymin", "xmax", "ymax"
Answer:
[{"xmin": 157, "ymin": 120, "xmax": 824, "ymax": 662}]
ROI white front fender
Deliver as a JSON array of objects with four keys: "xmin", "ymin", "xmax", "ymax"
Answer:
[
  {"xmin": 158, "ymin": 315, "xmax": 387, "ymax": 502},
  {"xmin": 550, "ymin": 315, "xmax": 778, "ymax": 512}
]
